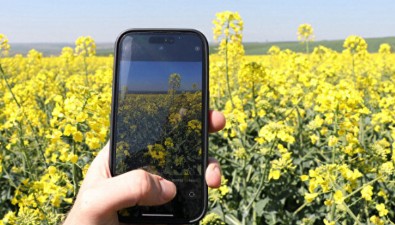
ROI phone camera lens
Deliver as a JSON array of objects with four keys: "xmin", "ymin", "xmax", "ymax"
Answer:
[
  {"xmin": 159, "ymin": 45, "xmax": 164, "ymax": 51},
  {"xmin": 188, "ymin": 191, "xmax": 196, "ymax": 198},
  {"xmin": 194, "ymin": 46, "xmax": 200, "ymax": 52},
  {"xmin": 164, "ymin": 37, "xmax": 175, "ymax": 44}
]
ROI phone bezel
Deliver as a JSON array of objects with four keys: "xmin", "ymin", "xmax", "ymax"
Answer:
[{"xmin": 109, "ymin": 29, "xmax": 209, "ymax": 224}]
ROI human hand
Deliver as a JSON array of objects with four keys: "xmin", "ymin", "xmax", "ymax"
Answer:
[{"xmin": 63, "ymin": 110, "xmax": 226, "ymax": 225}]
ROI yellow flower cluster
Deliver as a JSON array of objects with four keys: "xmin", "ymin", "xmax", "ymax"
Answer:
[
  {"xmin": 268, "ymin": 144, "xmax": 295, "ymax": 180},
  {"xmin": 74, "ymin": 36, "xmax": 96, "ymax": 57},
  {"xmin": 0, "ymin": 35, "xmax": 112, "ymax": 224},
  {"xmin": 147, "ymin": 143, "xmax": 167, "ymax": 166},
  {"xmin": 187, "ymin": 119, "xmax": 202, "ymax": 134},
  {"xmin": 297, "ymin": 23, "xmax": 314, "ymax": 42},
  {"xmin": 297, "ymin": 24, "xmax": 314, "ymax": 53},
  {"xmin": 343, "ymin": 35, "xmax": 368, "ymax": 55},
  {"xmin": 0, "ymin": 34, "xmax": 10, "ymax": 56},
  {"xmin": 378, "ymin": 43, "xmax": 392, "ymax": 54},
  {"xmin": 207, "ymin": 12, "xmax": 395, "ymax": 224},
  {"xmin": 200, "ymin": 213, "xmax": 225, "ymax": 225},
  {"xmin": 208, "ymin": 175, "xmax": 230, "ymax": 204}
]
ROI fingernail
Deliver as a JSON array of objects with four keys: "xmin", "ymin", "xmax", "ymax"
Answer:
[{"xmin": 211, "ymin": 164, "xmax": 221, "ymax": 174}]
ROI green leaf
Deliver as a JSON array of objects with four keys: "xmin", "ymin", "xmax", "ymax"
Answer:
[
  {"xmin": 255, "ymin": 198, "xmax": 270, "ymax": 216},
  {"xmin": 225, "ymin": 214, "xmax": 242, "ymax": 225}
]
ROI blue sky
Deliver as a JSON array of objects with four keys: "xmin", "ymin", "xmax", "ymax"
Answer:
[
  {"xmin": 1, "ymin": 0, "xmax": 394, "ymax": 43},
  {"xmin": 120, "ymin": 61, "xmax": 201, "ymax": 92}
]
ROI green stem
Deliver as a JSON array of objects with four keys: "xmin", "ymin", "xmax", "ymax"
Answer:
[
  {"xmin": 218, "ymin": 201, "xmax": 226, "ymax": 223},
  {"xmin": 83, "ymin": 56, "xmax": 89, "ymax": 86},
  {"xmin": 293, "ymin": 201, "xmax": 309, "ymax": 216},
  {"xmin": 224, "ymin": 23, "xmax": 234, "ymax": 109},
  {"xmin": 342, "ymin": 202, "xmax": 362, "ymax": 225},
  {"xmin": 365, "ymin": 202, "xmax": 371, "ymax": 225},
  {"xmin": 210, "ymin": 147, "xmax": 242, "ymax": 167},
  {"xmin": 343, "ymin": 176, "xmax": 383, "ymax": 200},
  {"xmin": 0, "ymin": 65, "xmax": 22, "ymax": 108},
  {"xmin": 2, "ymin": 163, "xmax": 18, "ymax": 189},
  {"xmin": 243, "ymin": 138, "xmax": 278, "ymax": 217},
  {"xmin": 305, "ymin": 41, "xmax": 309, "ymax": 54},
  {"xmin": 331, "ymin": 109, "xmax": 339, "ymax": 165},
  {"xmin": 351, "ymin": 54, "xmax": 356, "ymax": 84},
  {"xmin": 1, "ymin": 64, "xmax": 48, "ymax": 170}
]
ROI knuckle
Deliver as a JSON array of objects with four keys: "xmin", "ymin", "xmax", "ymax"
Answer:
[{"xmin": 132, "ymin": 169, "xmax": 153, "ymax": 199}]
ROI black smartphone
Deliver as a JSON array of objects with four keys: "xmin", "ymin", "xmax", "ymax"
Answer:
[{"xmin": 110, "ymin": 29, "xmax": 209, "ymax": 224}]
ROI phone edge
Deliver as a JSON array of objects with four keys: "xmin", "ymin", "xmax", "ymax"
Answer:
[{"xmin": 109, "ymin": 28, "xmax": 210, "ymax": 224}]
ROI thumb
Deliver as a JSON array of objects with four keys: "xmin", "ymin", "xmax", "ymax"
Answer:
[{"xmin": 78, "ymin": 169, "xmax": 177, "ymax": 215}]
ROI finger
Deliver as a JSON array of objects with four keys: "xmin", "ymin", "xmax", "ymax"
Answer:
[
  {"xmin": 208, "ymin": 110, "xmax": 226, "ymax": 133},
  {"xmin": 79, "ymin": 142, "xmax": 112, "ymax": 192},
  {"xmin": 78, "ymin": 169, "xmax": 177, "ymax": 214},
  {"xmin": 205, "ymin": 157, "xmax": 221, "ymax": 188},
  {"xmin": 88, "ymin": 142, "xmax": 110, "ymax": 174}
]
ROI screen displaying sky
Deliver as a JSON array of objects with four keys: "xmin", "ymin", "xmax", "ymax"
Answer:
[
  {"xmin": 119, "ymin": 61, "xmax": 202, "ymax": 92},
  {"xmin": 1, "ymin": 0, "xmax": 394, "ymax": 43}
]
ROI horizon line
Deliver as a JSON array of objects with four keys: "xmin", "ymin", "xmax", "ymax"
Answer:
[{"xmin": 8, "ymin": 36, "xmax": 395, "ymax": 45}]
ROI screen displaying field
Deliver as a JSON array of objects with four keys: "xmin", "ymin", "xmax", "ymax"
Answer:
[{"xmin": 115, "ymin": 60, "xmax": 203, "ymax": 177}]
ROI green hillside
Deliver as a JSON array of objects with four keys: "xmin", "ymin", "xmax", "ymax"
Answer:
[
  {"xmin": 9, "ymin": 43, "xmax": 114, "ymax": 56},
  {"xmin": 210, "ymin": 36, "xmax": 395, "ymax": 55},
  {"xmin": 9, "ymin": 37, "xmax": 395, "ymax": 56}
]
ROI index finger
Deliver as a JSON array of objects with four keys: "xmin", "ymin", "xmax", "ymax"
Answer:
[{"xmin": 208, "ymin": 110, "xmax": 226, "ymax": 133}]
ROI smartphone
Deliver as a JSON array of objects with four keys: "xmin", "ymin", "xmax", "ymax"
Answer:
[{"xmin": 110, "ymin": 29, "xmax": 209, "ymax": 224}]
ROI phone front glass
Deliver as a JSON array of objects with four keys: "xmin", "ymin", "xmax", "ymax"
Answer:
[{"xmin": 111, "ymin": 30, "xmax": 208, "ymax": 223}]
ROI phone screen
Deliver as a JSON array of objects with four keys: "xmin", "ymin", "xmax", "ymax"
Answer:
[{"xmin": 111, "ymin": 30, "xmax": 208, "ymax": 223}]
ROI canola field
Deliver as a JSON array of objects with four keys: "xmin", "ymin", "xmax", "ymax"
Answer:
[{"xmin": 1, "ymin": 12, "xmax": 395, "ymax": 225}]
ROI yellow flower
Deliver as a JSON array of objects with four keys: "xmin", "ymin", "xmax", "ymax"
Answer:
[
  {"xmin": 304, "ymin": 192, "xmax": 318, "ymax": 203},
  {"xmin": 267, "ymin": 45, "xmax": 281, "ymax": 55},
  {"xmin": 268, "ymin": 169, "xmax": 281, "ymax": 180},
  {"xmin": 361, "ymin": 185, "xmax": 373, "ymax": 201},
  {"xmin": 343, "ymin": 35, "xmax": 367, "ymax": 54},
  {"xmin": 375, "ymin": 203, "xmax": 388, "ymax": 217},
  {"xmin": 370, "ymin": 215, "xmax": 384, "ymax": 225},
  {"xmin": 297, "ymin": 24, "xmax": 314, "ymax": 42},
  {"xmin": 164, "ymin": 137, "xmax": 174, "ymax": 148},
  {"xmin": 73, "ymin": 131, "xmax": 84, "ymax": 142},
  {"xmin": 1, "ymin": 211, "xmax": 16, "ymax": 224},
  {"xmin": 333, "ymin": 190, "xmax": 343, "ymax": 204},
  {"xmin": 75, "ymin": 36, "xmax": 96, "ymax": 57},
  {"xmin": 200, "ymin": 213, "xmax": 225, "ymax": 225},
  {"xmin": 300, "ymin": 175, "xmax": 309, "ymax": 181},
  {"xmin": 63, "ymin": 124, "xmax": 77, "ymax": 136},
  {"xmin": 324, "ymin": 199, "xmax": 333, "ymax": 206},
  {"xmin": 377, "ymin": 189, "xmax": 388, "ymax": 200},
  {"xmin": 239, "ymin": 122, "xmax": 247, "ymax": 132},
  {"xmin": 323, "ymin": 219, "xmax": 335, "ymax": 225},
  {"xmin": 187, "ymin": 119, "xmax": 202, "ymax": 133},
  {"xmin": 68, "ymin": 154, "xmax": 78, "ymax": 164},
  {"xmin": 86, "ymin": 134, "xmax": 101, "ymax": 150},
  {"xmin": 328, "ymin": 136, "xmax": 338, "ymax": 147},
  {"xmin": 379, "ymin": 161, "xmax": 394, "ymax": 175},
  {"xmin": 219, "ymin": 185, "xmax": 230, "ymax": 196},
  {"xmin": 82, "ymin": 164, "xmax": 90, "ymax": 178},
  {"xmin": 51, "ymin": 194, "xmax": 62, "ymax": 208},
  {"xmin": 234, "ymin": 147, "xmax": 247, "ymax": 159},
  {"xmin": 0, "ymin": 34, "xmax": 11, "ymax": 56},
  {"xmin": 378, "ymin": 43, "xmax": 391, "ymax": 54},
  {"xmin": 309, "ymin": 134, "xmax": 319, "ymax": 144}
]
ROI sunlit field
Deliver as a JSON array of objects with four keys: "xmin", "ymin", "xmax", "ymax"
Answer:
[{"xmin": 1, "ymin": 12, "xmax": 395, "ymax": 225}]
